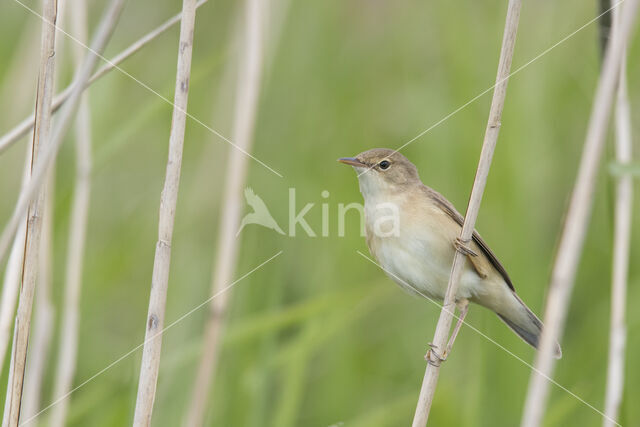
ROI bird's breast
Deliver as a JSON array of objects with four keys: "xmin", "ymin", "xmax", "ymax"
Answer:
[{"xmin": 365, "ymin": 201, "xmax": 459, "ymax": 300}]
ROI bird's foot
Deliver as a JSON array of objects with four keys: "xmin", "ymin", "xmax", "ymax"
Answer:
[
  {"xmin": 454, "ymin": 237, "xmax": 478, "ymax": 257},
  {"xmin": 425, "ymin": 342, "xmax": 447, "ymax": 366}
]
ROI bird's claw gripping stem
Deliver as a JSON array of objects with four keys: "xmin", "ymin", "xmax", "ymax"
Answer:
[
  {"xmin": 424, "ymin": 301, "xmax": 469, "ymax": 367},
  {"xmin": 425, "ymin": 342, "xmax": 447, "ymax": 366},
  {"xmin": 454, "ymin": 236, "xmax": 477, "ymax": 257}
]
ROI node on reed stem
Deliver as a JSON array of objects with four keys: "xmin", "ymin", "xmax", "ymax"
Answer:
[
  {"xmin": 20, "ymin": 169, "xmax": 55, "ymax": 422},
  {"xmin": 1, "ymin": 0, "xmax": 58, "ymax": 424},
  {"xmin": 133, "ymin": 0, "xmax": 198, "ymax": 424},
  {"xmin": 412, "ymin": 0, "xmax": 521, "ymax": 425}
]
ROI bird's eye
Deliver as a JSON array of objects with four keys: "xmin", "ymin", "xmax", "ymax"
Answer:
[{"xmin": 379, "ymin": 160, "xmax": 391, "ymax": 170}]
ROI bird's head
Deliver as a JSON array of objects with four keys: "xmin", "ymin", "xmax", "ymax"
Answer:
[{"xmin": 338, "ymin": 148, "xmax": 421, "ymax": 199}]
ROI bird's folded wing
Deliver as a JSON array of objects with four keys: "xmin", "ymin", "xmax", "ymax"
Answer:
[
  {"xmin": 424, "ymin": 186, "xmax": 515, "ymax": 291},
  {"xmin": 466, "ymin": 247, "xmax": 490, "ymax": 279}
]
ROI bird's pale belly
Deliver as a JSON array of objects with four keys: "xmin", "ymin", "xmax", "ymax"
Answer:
[{"xmin": 367, "ymin": 229, "xmax": 485, "ymax": 302}]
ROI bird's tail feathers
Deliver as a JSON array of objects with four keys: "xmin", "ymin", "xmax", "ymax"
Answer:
[{"xmin": 497, "ymin": 293, "xmax": 562, "ymax": 359}]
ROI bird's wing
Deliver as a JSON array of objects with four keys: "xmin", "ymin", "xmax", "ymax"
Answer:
[{"xmin": 424, "ymin": 186, "xmax": 515, "ymax": 291}]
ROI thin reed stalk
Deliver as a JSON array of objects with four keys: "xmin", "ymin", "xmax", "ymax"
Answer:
[
  {"xmin": 0, "ymin": 224, "xmax": 27, "ymax": 377},
  {"xmin": 2, "ymin": 3, "xmax": 124, "ymax": 422},
  {"xmin": 603, "ymin": 2, "xmax": 633, "ymax": 426},
  {"xmin": 1, "ymin": 0, "xmax": 59, "ymax": 424},
  {"xmin": 132, "ymin": 0, "xmax": 198, "ymax": 424},
  {"xmin": 20, "ymin": 0, "xmax": 69, "ymax": 413},
  {"xmin": 49, "ymin": 0, "xmax": 93, "ymax": 424},
  {"xmin": 0, "ymin": 0, "xmax": 208, "ymax": 155},
  {"xmin": 0, "ymin": 146, "xmax": 32, "ymax": 376},
  {"xmin": 183, "ymin": 1, "xmax": 266, "ymax": 425},
  {"xmin": 0, "ymin": 0, "xmax": 126, "ymax": 274},
  {"xmin": 21, "ymin": 170, "xmax": 55, "ymax": 424},
  {"xmin": 520, "ymin": 2, "xmax": 640, "ymax": 426},
  {"xmin": 411, "ymin": 1, "xmax": 521, "ymax": 425}
]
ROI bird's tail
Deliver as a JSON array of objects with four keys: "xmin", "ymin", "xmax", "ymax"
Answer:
[{"xmin": 496, "ymin": 293, "xmax": 562, "ymax": 359}]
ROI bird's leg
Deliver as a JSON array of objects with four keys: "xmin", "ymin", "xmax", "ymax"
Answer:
[
  {"xmin": 424, "ymin": 299, "xmax": 469, "ymax": 364},
  {"xmin": 444, "ymin": 299, "xmax": 469, "ymax": 357},
  {"xmin": 454, "ymin": 236, "xmax": 478, "ymax": 257},
  {"xmin": 426, "ymin": 238, "xmax": 474, "ymax": 363}
]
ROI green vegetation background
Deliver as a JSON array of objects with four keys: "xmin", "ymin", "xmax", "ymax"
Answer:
[{"xmin": 1, "ymin": 0, "xmax": 639, "ymax": 426}]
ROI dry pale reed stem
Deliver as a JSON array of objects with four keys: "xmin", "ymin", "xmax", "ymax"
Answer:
[
  {"xmin": 0, "ymin": 0, "xmax": 208, "ymax": 155},
  {"xmin": 0, "ymin": 224, "xmax": 27, "ymax": 378},
  {"xmin": 19, "ymin": 0, "xmax": 70, "ymax": 414},
  {"xmin": 20, "ymin": 169, "xmax": 55, "ymax": 425},
  {"xmin": 20, "ymin": 0, "xmax": 71, "ymax": 416},
  {"xmin": 183, "ymin": 0, "xmax": 265, "ymax": 425},
  {"xmin": 2, "ymin": 0, "xmax": 124, "ymax": 418},
  {"xmin": 1, "ymin": 0, "xmax": 58, "ymax": 424},
  {"xmin": 0, "ymin": 0, "xmax": 126, "ymax": 276},
  {"xmin": 411, "ymin": 1, "xmax": 521, "ymax": 425},
  {"xmin": 132, "ymin": 0, "xmax": 197, "ymax": 425},
  {"xmin": 49, "ymin": 0, "xmax": 93, "ymax": 425},
  {"xmin": 520, "ymin": 2, "xmax": 640, "ymax": 426},
  {"xmin": 0, "ymin": 16, "xmax": 42, "ymax": 377},
  {"xmin": 603, "ymin": 3, "xmax": 632, "ymax": 426},
  {"xmin": 0, "ymin": 147, "xmax": 32, "ymax": 377}
]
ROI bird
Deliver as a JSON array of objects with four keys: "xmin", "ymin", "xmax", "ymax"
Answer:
[
  {"xmin": 338, "ymin": 148, "xmax": 561, "ymax": 358},
  {"xmin": 237, "ymin": 187, "xmax": 285, "ymax": 236}
]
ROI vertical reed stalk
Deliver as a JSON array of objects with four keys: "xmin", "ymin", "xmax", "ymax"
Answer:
[
  {"xmin": 0, "ymin": 147, "xmax": 32, "ymax": 376},
  {"xmin": 0, "ymin": 26, "xmax": 40, "ymax": 366},
  {"xmin": 603, "ymin": 2, "xmax": 633, "ymax": 426},
  {"xmin": 1, "ymin": 0, "xmax": 58, "ymax": 424},
  {"xmin": 20, "ymin": 169, "xmax": 55, "ymax": 424},
  {"xmin": 132, "ymin": 0, "xmax": 197, "ymax": 424},
  {"xmin": 521, "ymin": 2, "xmax": 640, "ymax": 426},
  {"xmin": 183, "ymin": 1, "xmax": 265, "ymax": 425},
  {"xmin": 0, "ymin": 224, "xmax": 27, "ymax": 377},
  {"xmin": 411, "ymin": 1, "xmax": 521, "ymax": 425},
  {"xmin": 49, "ymin": 0, "xmax": 93, "ymax": 424},
  {"xmin": 21, "ymin": 0, "xmax": 68, "ymax": 413}
]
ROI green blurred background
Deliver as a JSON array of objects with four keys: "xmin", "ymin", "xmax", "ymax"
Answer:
[{"xmin": 1, "ymin": 0, "xmax": 639, "ymax": 425}]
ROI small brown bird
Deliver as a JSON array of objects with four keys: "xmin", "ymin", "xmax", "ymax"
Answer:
[{"xmin": 339, "ymin": 148, "xmax": 561, "ymax": 358}]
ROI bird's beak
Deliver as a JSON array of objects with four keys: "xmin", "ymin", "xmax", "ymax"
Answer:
[{"xmin": 338, "ymin": 157, "xmax": 366, "ymax": 167}]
